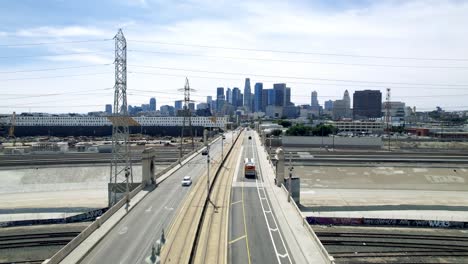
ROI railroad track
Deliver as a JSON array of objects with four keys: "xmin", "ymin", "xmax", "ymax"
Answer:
[
  {"xmin": 191, "ymin": 134, "xmax": 243, "ymax": 264},
  {"xmin": 0, "ymin": 232, "xmax": 79, "ymax": 250},
  {"xmin": 161, "ymin": 131, "xmax": 242, "ymax": 263},
  {"xmin": 316, "ymin": 231, "xmax": 468, "ymax": 260}
]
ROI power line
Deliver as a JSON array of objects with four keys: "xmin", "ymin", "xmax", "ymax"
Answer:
[
  {"xmin": 129, "ymin": 49, "xmax": 468, "ymax": 69},
  {"xmin": 128, "ymin": 71, "xmax": 468, "ymax": 90},
  {"xmin": 128, "ymin": 65, "xmax": 468, "ymax": 87},
  {"xmin": 129, "ymin": 39, "xmax": 468, "ymax": 62},
  {"xmin": 0, "ymin": 51, "xmax": 110, "ymax": 59},
  {"xmin": 0, "ymin": 64, "xmax": 112, "ymax": 74},
  {"xmin": 0, "ymin": 72, "xmax": 112, "ymax": 81},
  {"xmin": 0, "ymin": 38, "xmax": 113, "ymax": 47}
]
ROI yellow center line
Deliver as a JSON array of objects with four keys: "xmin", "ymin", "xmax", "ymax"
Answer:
[
  {"xmin": 228, "ymin": 235, "xmax": 246, "ymax": 244},
  {"xmin": 242, "ymin": 176, "xmax": 252, "ymax": 264}
]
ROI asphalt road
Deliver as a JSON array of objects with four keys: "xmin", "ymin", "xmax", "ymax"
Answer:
[
  {"xmin": 228, "ymin": 131, "xmax": 293, "ymax": 264},
  {"xmin": 78, "ymin": 134, "xmax": 232, "ymax": 264}
]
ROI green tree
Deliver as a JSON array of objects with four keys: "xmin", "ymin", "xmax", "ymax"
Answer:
[
  {"xmin": 271, "ymin": 129, "xmax": 283, "ymax": 136},
  {"xmin": 278, "ymin": 120, "xmax": 292, "ymax": 128}
]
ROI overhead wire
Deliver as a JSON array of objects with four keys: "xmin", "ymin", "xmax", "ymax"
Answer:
[
  {"xmin": 0, "ymin": 38, "xmax": 113, "ymax": 47},
  {"xmin": 128, "ymin": 39, "xmax": 468, "ymax": 62}
]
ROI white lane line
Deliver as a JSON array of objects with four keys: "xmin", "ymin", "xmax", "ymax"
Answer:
[
  {"xmin": 145, "ymin": 206, "xmax": 152, "ymax": 213},
  {"xmin": 232, "ymin": 146, "xmax": 244, "ymax": 185},
  {"xmin": 252, "ymin": 137, "xmax": 292, "ymax": 264},
  {"xmin": 118, "ymin": 226, "xmax": 128, "ymax": 235}
]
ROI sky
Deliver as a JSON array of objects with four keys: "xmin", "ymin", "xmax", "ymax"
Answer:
[{"xmin": 1, "ymin": 0, "xmax": 468, "ymax": 113}]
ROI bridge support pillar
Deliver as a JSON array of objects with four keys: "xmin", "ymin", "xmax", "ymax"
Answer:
[
  {"xmin": 274, "ymin": 147, "xmax": 285, "ymax": 187},
  {"xmin": 142, "ymin": 148, "xmax": 156, "ymax": 186}
]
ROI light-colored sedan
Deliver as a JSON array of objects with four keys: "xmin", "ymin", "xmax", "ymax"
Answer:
[{"xmin": 181, "ymin": 176, "xmax": 192, "ymax": 186}]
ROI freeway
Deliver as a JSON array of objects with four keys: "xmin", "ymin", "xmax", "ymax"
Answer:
[
  {"xmin": 76, "ymin": 133, "xmax": 232, "ymax": 264},
  {"xmin": 228, "ymin": 130, "xmax": 293, "ymax": 264}
]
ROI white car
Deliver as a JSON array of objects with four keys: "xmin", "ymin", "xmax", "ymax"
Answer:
[{"xmin": 181, "ymin": 176, "xmax": 192, "ymax": 186}]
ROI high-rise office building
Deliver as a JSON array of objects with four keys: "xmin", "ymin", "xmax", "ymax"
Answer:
[
  {"xmin": 332, "ymin": 90, "xmax": 352, "ymax": 120},
  {"xmin": 105, "ymin": 104, "xmax": 112, "ymax": 114},
  {"xmin": 324, "ymin": 100, "xmax": 334, "ymax": 111},
  {"xmin": 207, "ymin": 96, "xmax": 213, "ymax": 112},
  {"xmin": 254, "ymin": 82, "xmax": 263, "ymax": 112},
  {"xmin": 353, "ymin": 90, "xmax": 382, "ymax": 119},
  {"xmin": 217, "ymin": 87, "xmax": 225, "ymax": 113},
  {"xmin": 226, "ymin": 88, "xmax": 232, "ymax": 104},
  {"xmin": 267, "ymin": 89, "xmax": 275, "ymax": 106},
  {"xmin": 188, "ymin": 102, "xmax": 195, "ymax": 112},
  {"xmin": 243, "ymin": 78, "xmax": 252, "ymax": 111},
  {"xmin": 311, "ymin": 91, "xmax": 319, "ymax": 107},
  {"xmin": 232, "ymin": 87, "xmax": 241, "ymax": 108},
  {"xmin": 149, "ymin": 97, "xmax": 156, "ymax": 111},
  {"xmin": 273, "ymin": 83, "xmax": 286, "ymax": 107},
  {"xmin": 285, "ymin": 87, "xmax": 291, "ymax": 106},
  {"xmin": 261, "ymin": 89, "xmax": 269, "ymax": 111},
  {"xmin": 174, "ymin": 100, "xmax": 183, "ymax": 111},
  {"xmin": 160, "ymin": 105, "xmax": 175, "ymax": 116}
]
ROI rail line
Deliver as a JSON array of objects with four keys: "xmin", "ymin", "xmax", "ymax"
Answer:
[
  {"xmin": 192, "ymin": 133, "xmax": 243, "ymax": 264},
  {"xmin": 0, "ymin": 232, "xmax": 79, "ymax": 250},
  {"xmin": 161, "ymin": 131, "xmax": 241, "ymax": 264},
  {"xmin": 316, "ymin": 230, "xmax": 468, "ymax": 261}
]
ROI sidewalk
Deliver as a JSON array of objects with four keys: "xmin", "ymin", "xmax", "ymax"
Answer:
[{"xmin": 254, "ymin": 133, "xmax": 331, "ymax": 264}]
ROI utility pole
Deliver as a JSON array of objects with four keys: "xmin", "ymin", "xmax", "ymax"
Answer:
[
  {"xmin": 288, "ymin": 152, "xmax": 293, "ymax": 202},
  {"xmin": 221, "ymin": 135, "xmax": 224, "ymax": 161},
  {"xmin": 204, "ymin": 129, "xmax": 211, "ymax": 203},
  {"xmin": 385, "ymin": 88, "xmax": 391, "ymax": 151},
  {"xmin": 178, "ymin": 78, "xmax": 196, "ymax": 162}
]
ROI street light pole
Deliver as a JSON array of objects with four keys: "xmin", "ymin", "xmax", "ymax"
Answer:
[
  {"xmin": 288, "ymin": 152, "xmax": 293, "ymax": 203},
  {"xmin": 204, "ymin": 130, "xmax": 211, "ymax": 203}
]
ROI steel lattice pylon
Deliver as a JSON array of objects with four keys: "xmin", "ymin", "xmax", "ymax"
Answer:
[
  {"xmin": 179, "ymin": 78, "xmax": 196, "ymax": 161},
  {"xmin": 109, "ymin": 29, "xmax": 132, "ymax": 206}
]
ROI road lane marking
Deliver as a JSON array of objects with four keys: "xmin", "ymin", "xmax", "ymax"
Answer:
[
  {"xmin": 231, "ymin": 200, "xmax": 242, "ymax": 205},
  {"xmin": 145, "ymin": 206, "xmax": 152, "ymax": 213},
  {"xmin": 118, "ymin": 226, "xmax": 128, "ymax": 235},
  {"xmin": 242, "ymin": 175, "xmax": 252, "ymax": 264},
  {"xmin": 252, "ymin": 137, "xmax": 292, "ymax": 264},
  {"xmin": 229, "ymin": 235, "xmax": 246, "ymax": 244}
]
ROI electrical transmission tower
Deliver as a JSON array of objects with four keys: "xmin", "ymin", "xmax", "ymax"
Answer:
[
  {"xmin": 385, "ymin": 88, "xmax": 391, "ymax": 151},
  {"xmin": 108, "ymin": 29, "xmax": 133, "ymax": 206},
  {"xmin": 179, "ymin": 78, "xmax": 196, "ymax": 161}
]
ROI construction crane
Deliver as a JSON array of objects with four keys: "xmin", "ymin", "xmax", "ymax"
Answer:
[{"xmin": 8, "ymin": 112, "xmax": 16, "ymax": 146}]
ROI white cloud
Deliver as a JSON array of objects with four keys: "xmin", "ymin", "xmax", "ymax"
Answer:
[
  {"xmin": 3, "ymin": 0, "xmax": 468, "ymax": 113},
  {"xmin": 16, "ymin": 26, "xmax": 108, "ymax": 38}
]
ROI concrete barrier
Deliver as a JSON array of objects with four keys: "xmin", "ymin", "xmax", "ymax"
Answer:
[
  {"xmin": 45, "ymin": 135, "xmax": 222, "ymax": 264},
  {"xmin": 279, "ymin": 185, "xmax": 335, "ymax": 264},
  {"xmin": 307, "ymin": 216, "xmax": 468, "ymax": 229}
]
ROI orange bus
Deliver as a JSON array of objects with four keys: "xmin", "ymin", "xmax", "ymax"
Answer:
[{"xmin": 244, "ymin": 158, "xmax": 256, "ymax": 178}]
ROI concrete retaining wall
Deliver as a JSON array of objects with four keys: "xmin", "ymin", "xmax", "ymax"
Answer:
[
  {"xmin": 307, "ymin": 216, "xmax": 468, "ymax": 229},
  {"xmin": 282, "ymin": 136, "xmax": 383, "ymax": 149}
]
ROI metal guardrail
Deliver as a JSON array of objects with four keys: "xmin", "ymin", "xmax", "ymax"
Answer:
[{"xmin": 44, "ymin": 135, "xmax": 222, "ymax": 264}]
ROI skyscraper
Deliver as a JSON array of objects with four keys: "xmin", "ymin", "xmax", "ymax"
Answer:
[
  {"xmin": 226, "ymin": 88, "xmax": 232, "ymax": 104},
  {"xmin": 311, "ymin": 91, "xmax": 319, "ymax": 107},
  {"xmin": 273, "ymin": 83, "xmax": 286, "ymax": 107},
  {"xmin": 243, "ymin": 78, "xmax": 252, "ymax": 111},
  {"xmin": 267, "ymin": 89, "xmax": 275, "ymax": 106},
  {"xmin": 217, "ymin": 87, "xmax": 225, "ymax": 113},
  {"xmin": 332, "ymin": 90, "xmax": 352, "ymax": 120},
  {"xmin": 353, "ymin": 90, "xmax": 382, "ymax": 119},
  {"xmin": 254, "ymin": 82, "xmax": 263, "ymax": 112},
  {"xmin": 105, "ymin": 104, "xmax": 112, "ymax": 114},
  {"xmin": 232, "ymin": 87, "xmax": 241, "ymax": 108},
  {"xmin": 261, "ymin": 89, "xmax": 269, "ymax": 111},
  {"xmin": 174, "ymin": 100, "xmax": 183, "ymax": 111},
  {"xmin": 285, "ymin": 87, "xmax": 291, "ymax": 106},
  {"xmin": 207, "ymin": 96, "xmax": 213, "ymax": 111},
  {"xmin": 324, "ymin": 100, "xmax": 334, "ymax": 111},
  {"xmin": 149, "ymin": 97, "xmax": 156, "ymax": 111}
]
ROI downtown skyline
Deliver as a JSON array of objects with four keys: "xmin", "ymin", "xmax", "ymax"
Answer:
[{"xmin": 1, "ymin": 0, "xmax": 468, "ymax": 114}]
